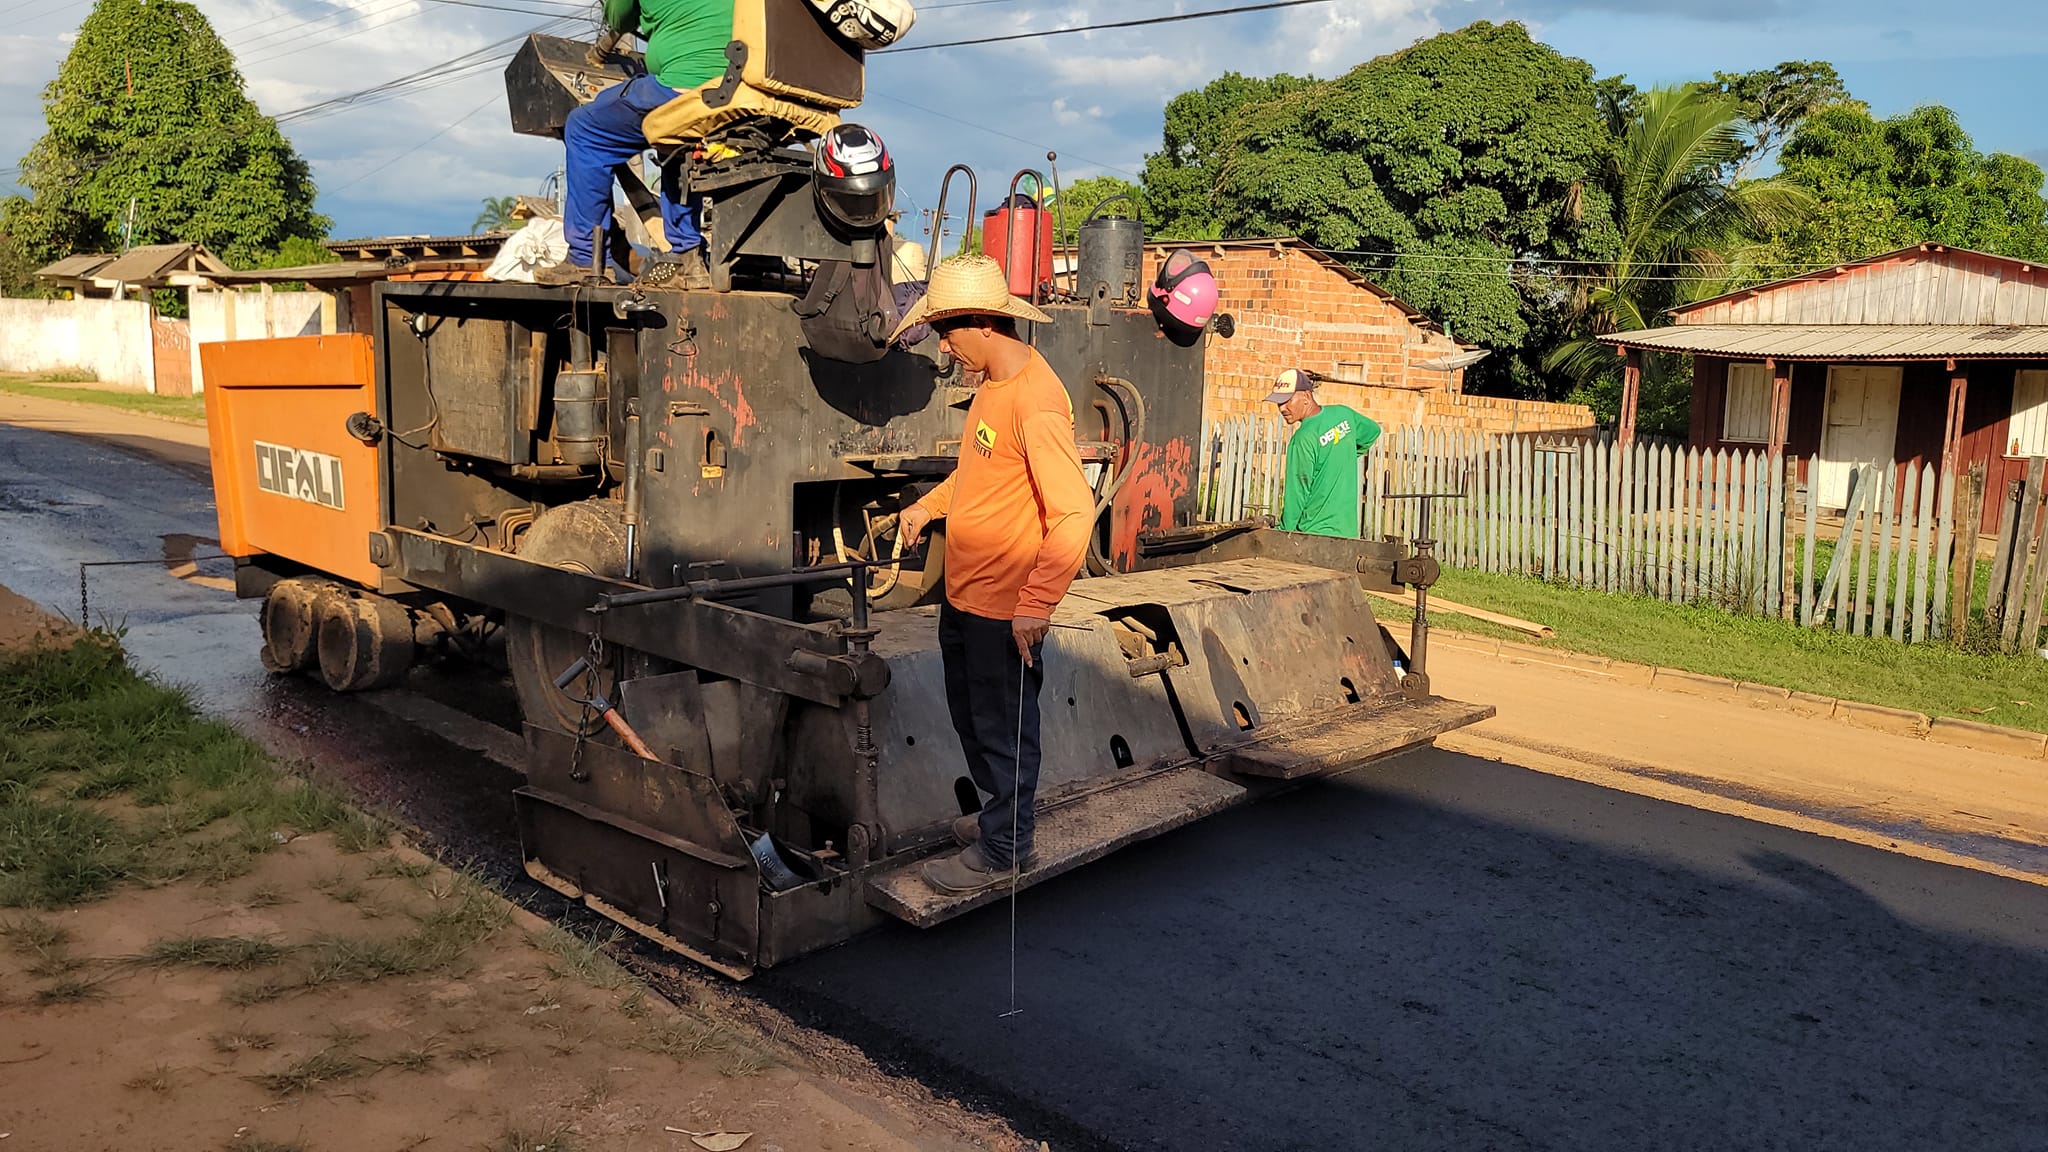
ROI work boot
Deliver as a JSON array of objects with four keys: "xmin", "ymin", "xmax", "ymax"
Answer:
[
  {"xmin": 642, "ymin": 246, "xmax": 713, "ymax": 291},
  {"xmin": 532, "ymin": 259, "xmax": 611, "ymax": 287},
  {"xmin": 921, "ymin": 844, "xmax": 1038, "ymax": 894},
  {"xmin": 952, "ymin": 813, "xmax": 980, "ymax": 847}
]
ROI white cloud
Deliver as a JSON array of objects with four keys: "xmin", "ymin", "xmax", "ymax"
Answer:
[{"xmin": 2, "ymin": 0, "xmax": 2039, "ymax": 244}]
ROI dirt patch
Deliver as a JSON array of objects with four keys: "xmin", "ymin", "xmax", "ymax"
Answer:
[
  {"xmin": 0, "ymin": 585, "xmax": 1020, "ymax": 1151},
  {"xmin": 0, "ymin": 585, "xmax": 77, "ymax": 653},
  {"xmin": 0, "ymin": 834, "xmax": 990, "ymax": 1152}
]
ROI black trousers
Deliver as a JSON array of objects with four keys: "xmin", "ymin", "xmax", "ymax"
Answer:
[{"xmin": 939, "ymin": 601, "xmax": 1045, "ymax": 869}]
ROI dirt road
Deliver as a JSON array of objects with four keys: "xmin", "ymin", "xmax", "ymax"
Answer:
[
  {"xmin": 7, "ymin": 403, "xmax": 2048, "ymax": 1150},
  {"xmin": 1431, "ymin": 640, "xmax": 2048, "ymax": 878}
]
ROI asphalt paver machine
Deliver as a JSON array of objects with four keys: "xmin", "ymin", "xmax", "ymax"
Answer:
[{"xmin": 201, "ymin": 7, "xmax": 1492, "ymax": 976}]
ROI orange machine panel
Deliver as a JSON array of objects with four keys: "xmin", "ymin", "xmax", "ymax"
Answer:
[{"xmin": 202, "ymin": 334, "xmax": 383, "ymax": 588}]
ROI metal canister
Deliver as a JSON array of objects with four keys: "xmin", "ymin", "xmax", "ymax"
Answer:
[
  {"xmin": 1076, "ymin": 195, "xmax": 1145, "ymax": 306},
  {"xmin": 552, "ymin": 368, "xmax": 604, "ymax": 466}
]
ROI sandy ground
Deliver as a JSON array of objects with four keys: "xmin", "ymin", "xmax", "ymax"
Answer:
[
  {"xmin": 0, "ymin": 596, "xmax": 1013, "ymax": 1152},
  {"xmin": 0, "ymin": 583, "xmax": 79, "ymax": 650},
  {"xmin": 1431, "ymin": 640, "xmax": 2048, "ymax": 881},
  {"xmin": 0, "ymin": 390, "xmax": 212, "ymax": 483}
]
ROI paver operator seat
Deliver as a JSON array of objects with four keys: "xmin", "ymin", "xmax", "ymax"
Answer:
[
  {"xmin": 641, "ymin": 0, "xmax": 862, "ymax": 145},
  {"xmin": 505, "ymin": 0, "xmax": 875, "ymax": 283}
]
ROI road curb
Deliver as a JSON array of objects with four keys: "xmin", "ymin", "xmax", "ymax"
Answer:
[
  {"xmin": 1428, "ymin": 625, "xmax": 2047, "ymax": 763},
  {"xmin": 1929, "ymin": 717, "xmax": 2048, "ymax": 758}
]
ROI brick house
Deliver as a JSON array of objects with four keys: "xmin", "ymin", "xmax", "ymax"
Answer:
[{"xmin": 1139, "ymin": 238, "xmax": 1595, "ymax": 437}]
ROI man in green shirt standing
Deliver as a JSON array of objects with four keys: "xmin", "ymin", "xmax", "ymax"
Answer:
[
  {"xmin": 1268, "ymin": 368, "xmax": 1381, "ymax": 537},
  {"xmin": 537, "ymin": 0, "xmax": 734, "ymax": 288}
]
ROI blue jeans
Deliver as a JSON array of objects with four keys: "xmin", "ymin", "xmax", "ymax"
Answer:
[
  {"xmin": 939, "ymin": 602, "xmax": 1045, "ymax": 869},
  {"xmin": 563, "ymin": 74, "xmax": 703, "ymax": 268}
]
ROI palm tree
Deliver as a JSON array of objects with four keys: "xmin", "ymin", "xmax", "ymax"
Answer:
[
  {"xmin": 1549, "ymin": 86, "xmax": 1814, "ymax": 410},
  {"xmin": 472, "ymin": 196, "xmax": 520, "ymax": 233}
]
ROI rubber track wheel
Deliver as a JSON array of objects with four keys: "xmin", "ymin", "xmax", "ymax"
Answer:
[
  {"xmin": 507, "ymin": 501, "xmax": 630, "ymax": 737},
  {"xmin": 316, "ymin": 594, "xmax": 415, "ymax": 692},
  {"xmin": 259, "ymin": 577, "xmax": 332, "ymax": 674}
]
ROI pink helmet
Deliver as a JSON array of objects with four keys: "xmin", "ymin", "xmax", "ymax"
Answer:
[{"xmin": 1149, "ymin": 248, "xmax": 1217, "ymax": 346}]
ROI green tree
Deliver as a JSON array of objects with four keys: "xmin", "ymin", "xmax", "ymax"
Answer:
[
  {"xmin": 1703, "ymin": 61, "xmax": 1853, "ymax": 181},
  {"xmin": 1047, "ymin": 176, "xmax": 1143, "ymax": 245},
  {"xmin": 0, "ymin": 232, "xmax": 42, "ymax": 298},
  {"xmin": 474, "ymin": 196, "xmax": 520, "ymax": 233},
  {"xmin": 1211, "ymin": 22, "xmax": 1622, "ymax": 399},
  {"xmin": 0, "ymin": 0, "xmax": 329, "ymax": 271},
  {"xmin": 1764, "ymin": 104, "xmax": 2048, "ymax": 265},
  {"xmin": 1548, "ymin": 86, "xmax": 1814, "ymax": 430},
  {"xmin": 1141, "ymin": 71, "xmax": 1312, "ymax": 241}
]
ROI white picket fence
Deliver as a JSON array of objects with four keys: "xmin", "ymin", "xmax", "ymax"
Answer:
[{"xmin": 1198, "ymin": 417, "xmax": 1970, "ymax": 644}]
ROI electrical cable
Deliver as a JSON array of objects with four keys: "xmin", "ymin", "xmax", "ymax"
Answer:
[
  {"xmin": 328, "ymin": 90, "xmax": 503, "ymax": 193},
  {"xmin": 875, "ymin": 0, "xmax": 1335, "ymax": 53}
]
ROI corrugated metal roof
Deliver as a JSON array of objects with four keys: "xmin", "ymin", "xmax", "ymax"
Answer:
[
  {"xmin": 92, "ymin": 243, "xmax": 229, "ymax": 285},
  {"xmin": 37, "ymin": 253, "xmax": 113, "ymax": 279},
  {"xmin": 1600, "ymin": 324, "xmax": 2048, "ymax": 360},
  {"xmin": 206, "ymin": 261, "xmax": 394, "ymax": 285}
]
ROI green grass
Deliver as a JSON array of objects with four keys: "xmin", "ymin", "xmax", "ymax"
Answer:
[
  {"xmin": 1387, "ymin": 564, "xmax": 2048, "ymax": 733},
  {"xmin": 0, "ymin": 375, "xmax": 208, "ymax": 423},
  {"xmin": 139, "ymin": 934, "xmax": 288, "ymax": 971},
  {"xmin": 0, "ymin": 637, "xmax": 351, "ymax": 910}
]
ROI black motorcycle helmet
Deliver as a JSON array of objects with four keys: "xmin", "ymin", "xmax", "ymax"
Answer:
[{"xmin": 814, "ymin": 124, "xmax": 896, "ymax": 232}]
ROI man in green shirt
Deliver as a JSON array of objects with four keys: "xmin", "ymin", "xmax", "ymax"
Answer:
[
  {"xmin": 1268, "ymin": 368, "xmax": 1380, "ymax": 537},
  {"xmin": 537, "ymin": 0, "xmax": 734, "ymax": 288}
]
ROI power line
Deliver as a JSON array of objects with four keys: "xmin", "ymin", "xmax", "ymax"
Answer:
[
  {"xmin": 327, "ymin": 90, "xmax": 504, "ymax": 193},
  {"xmin": 875, "ymin": 0, "xmax": 1334, "ymax": 53},
  {"xmin": 865, "ymin": 89, "xmax": 1143, "ymax": 181}
]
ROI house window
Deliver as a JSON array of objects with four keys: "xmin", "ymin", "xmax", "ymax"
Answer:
[
  {"xmin": 2010, "ymin": 370, "xmax": 2048, "ymax": 458},
  {"xmin": 1723, "ymin": 362, "xmax": 1772, "ymax": 443}
]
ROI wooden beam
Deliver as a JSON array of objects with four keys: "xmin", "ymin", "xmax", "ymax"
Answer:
[
  {"xmin": 1942, "ymin": 364, "xmax": 1968, "ymax": 481},
  {"xmin": 1619, "ymin": 348, "xmax": 1642, "ymax": 446},
  {"xmin": 1767, "ymin": 357, "xmax": 1792, "ymax": 459}
]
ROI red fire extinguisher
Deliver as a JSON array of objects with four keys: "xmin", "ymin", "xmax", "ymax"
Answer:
[{"xmin": 983, "ymin": 193, "xmax": 1053, "ymax": 301}]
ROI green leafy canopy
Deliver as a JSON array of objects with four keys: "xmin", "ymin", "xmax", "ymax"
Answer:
[
  {"xmin": 1208, "ymin": 22, "xmax": 1624, "ymax": 399},
  {"xmin": 0, "ymin": 0, "xmax": 329, "ymax": 272}
]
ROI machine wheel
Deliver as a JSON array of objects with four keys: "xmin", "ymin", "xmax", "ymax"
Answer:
[
  {"xmin": 258, "ymin": 577, "xmax": 336, "ymax": 673},
  {"xmin": 507, "ymin": 501, "xmax": 635, "ymax": 737},
  {"xmin": 316, "ymin": 593, "xmax": 415, "ymax": 692}
]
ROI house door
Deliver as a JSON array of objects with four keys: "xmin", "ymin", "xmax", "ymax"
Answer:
[{"xmin": 1817, "ymin": 365, "xmax": 1902, "ymax": 509}]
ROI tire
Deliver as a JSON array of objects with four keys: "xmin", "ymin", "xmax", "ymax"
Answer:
[
  {"xmin": 315, "ymin": 593, "xmax": 415, "ymax": 692},
  {"xmin": 506, "ymin": 501, "xmax": 636, "ymax": 737},
  {"xmin": 258, "ymin": 577, "xmax": 336, "ymax": 673}
]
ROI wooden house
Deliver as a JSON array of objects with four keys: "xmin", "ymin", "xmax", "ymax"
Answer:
[{"xmin": 1601, "ymin": 244, "xmax": 2048, "ymax": 528}]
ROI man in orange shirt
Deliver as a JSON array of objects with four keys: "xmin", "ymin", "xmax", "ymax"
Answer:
[{"xmin": 895, "ymin": 256, "xmax": 1094, "ymax": 894}]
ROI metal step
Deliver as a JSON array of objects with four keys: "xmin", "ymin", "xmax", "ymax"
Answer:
[
  {"xmin": 866, "ymin": 767, "xmax": 1249, "ymax": 928},
  {"xmin": 1224, "ymin": 694, "xmax": 1495, "ymax": 780}
]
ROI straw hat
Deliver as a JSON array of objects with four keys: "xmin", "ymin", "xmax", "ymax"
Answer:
[
  {"xmin": 887, "ymin": 236, "xmax": 928, "ymax": 285},
  {"xmin": 890, "ymin": 254, "xmax": 1052, "ymax": 341}
]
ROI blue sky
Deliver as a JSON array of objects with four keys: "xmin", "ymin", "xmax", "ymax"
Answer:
[{"xmin": 0, "ymin": 0, "xmax": 2042, "ymax": 249}]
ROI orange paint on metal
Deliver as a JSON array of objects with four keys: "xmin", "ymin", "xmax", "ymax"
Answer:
[
  {"xmin": 201, "ymin": 334, "xmax": 384, "ymax": 588},
  {"xmin": 682, "ymin": 367, "xmax": 759, "ymax": 448},
  {"xmin": 1110, "ymin": 436, "xmax": 1195, "ymax": 569}
]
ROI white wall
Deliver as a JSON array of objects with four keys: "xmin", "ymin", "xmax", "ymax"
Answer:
[
  {"xmin": 188, "ymin": 288, "xmax": 325, "ymax": 393},
  {"xmin": 0, "ymin": 297, "xmax": 157, "ymax": 392}
]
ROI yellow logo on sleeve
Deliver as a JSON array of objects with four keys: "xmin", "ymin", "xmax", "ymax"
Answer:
[{"xmin": 974, "ymin": 419, "xmax": 998, "ymax": 457}]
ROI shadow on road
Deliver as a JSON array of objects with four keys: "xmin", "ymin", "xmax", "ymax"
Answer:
[{"xmin": 759, "ymin": 752, "xmax": 2048, "ymax": 1152}]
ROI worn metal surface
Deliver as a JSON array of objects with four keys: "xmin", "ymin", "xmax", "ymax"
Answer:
[
  {"xmin": 516, "ymin": 726, "xmax": 762, "ymax": 972},
  {"xmin": 865, "ymin": 765, "xmax": 1247, "ymax": 927},
  {"xmin": 1601, "ymin": 323, "xmax": 2048, "ymax": 361},
  {"xmin": 338, "ymin": 274, "xmax": 1485, "ymax": 971},
  {"xmin": 1224, "ymin": 695, "xmax": 1495, "ymax": 779}
]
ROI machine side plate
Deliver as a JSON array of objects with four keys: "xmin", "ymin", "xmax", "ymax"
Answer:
[
  {"xmin": 1223, "ymin": 696, "xmax": 1496, "ymax": 780},
  {"xmin": 865, "ymin": 766, "xmax": 1248, "ymax": 928}
]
